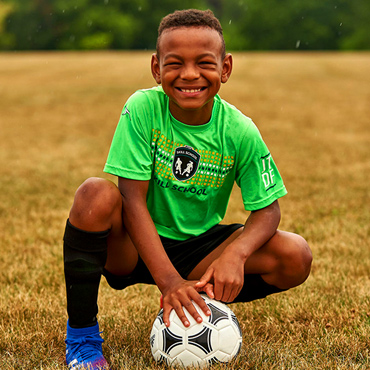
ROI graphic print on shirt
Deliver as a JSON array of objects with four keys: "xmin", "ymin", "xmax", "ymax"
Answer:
[
  {"xmin": 151, "ymin": 129, "xmax": 234, "ymax": 188},
  {"xmin": 172, "ymin": 146, "xmax": 200, "ymax": 181},
  {"xmin": 261, "ymin": 153, "xmax": 276, "ymax": 191},
  {"xmin": 121, "ymin": 107, "xmax": 131, "ymax": 117}
]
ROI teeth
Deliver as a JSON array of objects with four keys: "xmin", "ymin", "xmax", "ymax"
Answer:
[{"xmin": 181, "ymin": 88, "xmax": 201, "ymax": 93}]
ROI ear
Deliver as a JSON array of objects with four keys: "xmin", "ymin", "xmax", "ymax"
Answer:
[
  {"xmin": 221, "ymin": 53, "xmax": 233, "ymax": 83},
  {"xmin": 151, "ymin": 53, "xmax": 161, "ymax": 84}
]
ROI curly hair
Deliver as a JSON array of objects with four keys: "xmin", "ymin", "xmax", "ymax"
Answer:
[{"xmin": 156, "ymin": 9, "xmax": 225, "ymax": 59}]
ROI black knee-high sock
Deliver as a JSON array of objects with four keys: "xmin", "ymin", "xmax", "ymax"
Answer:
[
  {"xmin": 63, "ymin": 219, "xmax": 110, "ymax": 328},
  {"xmin": 232, "ymin": 274, "xmax": 287, "ymax": 303}
]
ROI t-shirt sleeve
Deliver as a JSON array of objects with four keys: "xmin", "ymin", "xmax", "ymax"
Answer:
[
  {"xmin": 235, "ymin": 122, "xmax": 287, "ymax": 211},
  {"xmin": 104, "ymin": 92, "xmax": 153, "ymax": 180}
]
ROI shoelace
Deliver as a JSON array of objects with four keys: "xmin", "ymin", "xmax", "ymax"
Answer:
[{"xmin": 67, "ymin": 332, "xmax": 104, "ymax": 361}]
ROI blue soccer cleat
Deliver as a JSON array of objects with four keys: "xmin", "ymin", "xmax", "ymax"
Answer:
[{"xmin": 65, "ymin": 321, "xmax": 110, "ymax": 370}]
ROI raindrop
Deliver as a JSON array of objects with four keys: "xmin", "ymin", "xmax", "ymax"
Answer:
[
  {"xmin": 295, "ymin": 40, "xmax": 301, "ymax": 49},
  {"xmin": 229, "ymin": 20, "xmax": 232, "ymax": 25}
]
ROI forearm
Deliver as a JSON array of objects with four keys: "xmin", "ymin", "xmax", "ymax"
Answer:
[
  {"xmin": 119, "ymin": 180, "xmax": 181, "ymax": 291},
  {"xmin": 225, "ymin": 200, "xmax": 281, "ymax": 262}
]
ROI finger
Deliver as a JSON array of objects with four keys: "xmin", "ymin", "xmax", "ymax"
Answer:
[
  {"xmin": 174, "ymin": 304, "xmax": 191, "ymax": 327},
  {"xmin": 223, "ymin": 280, "xmax": 243, "ymax": 302},
  {"xmin": 196, "ymin": 267, "xmax": 214, "ymax": 287},
  {"xmin": 181, "ymin": 298, "xmax": 204, "ymax": 324},
  {"xmin": 221, "ymin": 282, "xmax": 233, "ymax": 303},
  {"xmin": 229, "ymin": 284, "xmax": 242, "ymax": 303},
  {"xmin": 213, "ymin": 279, "xmax": 224, "ymax": 301},
  {"xmin": 233, "ymin": 280, "xmax": 244, "ymax": 302},
  {"xmin": 191, "ymin": 292, "xmax": 212, "ymax": 317},
  {"xmin": 197, "ymin": 282, "xmax": 214, "ymax": 299},
  {"xmin": 162, "ymin": 303, "xmax": 172, "ymax": 327}
]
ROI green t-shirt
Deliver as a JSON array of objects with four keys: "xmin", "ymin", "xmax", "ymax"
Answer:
[{"xmin": 104, "ymin": 86, "xmax": 287, "ymax": 240}]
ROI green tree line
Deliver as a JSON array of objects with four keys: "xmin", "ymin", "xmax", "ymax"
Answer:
[{"xmin": 0, "ymin": 0, "xmax": 369, "ymax": 51}]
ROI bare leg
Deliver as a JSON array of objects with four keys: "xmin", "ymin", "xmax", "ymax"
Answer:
[{"xmin": 69, "ymin": 177, "xmax": 138, "ymax": 275}]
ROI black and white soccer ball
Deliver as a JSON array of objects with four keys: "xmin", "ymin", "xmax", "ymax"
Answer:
[{"xmin": 150, "ymin": 294, "xmax": 242, "ymax": 368}]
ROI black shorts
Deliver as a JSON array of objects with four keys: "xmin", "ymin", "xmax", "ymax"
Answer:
[{"xmin": 103, "ymin": 223, "xmax": 243, "ymax": 290}]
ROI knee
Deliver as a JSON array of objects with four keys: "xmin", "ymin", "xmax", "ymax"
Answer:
[
  {"xmin": 69, "ymin": 177, "xmax": 121, "ymax": 229},
  {"xmin": 276, "ymin": 232, "xmax": 312, "ymax": 288}
]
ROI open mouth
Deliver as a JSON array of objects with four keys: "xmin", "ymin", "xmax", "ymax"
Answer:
[{"xmin": 176, "ymin": 87, "xmax": 206, "ymax": 93}]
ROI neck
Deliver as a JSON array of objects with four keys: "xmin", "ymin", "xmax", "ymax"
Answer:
[{"xmin": 169, "ymin": 100, "xmax": 214, "ymax": 126}]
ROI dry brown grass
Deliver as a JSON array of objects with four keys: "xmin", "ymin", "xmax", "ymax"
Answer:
[{"xmin": 0, "ymin": 51, "xmax": 369, "ymax": 369}]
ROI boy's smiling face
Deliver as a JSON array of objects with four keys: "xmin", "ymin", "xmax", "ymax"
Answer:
[{"xmin": 151, "ymin": 26, "xmax": 232, "ymax": 125}]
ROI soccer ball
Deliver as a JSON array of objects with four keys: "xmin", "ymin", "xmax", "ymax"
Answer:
[{"xmin": 150, "ymin": 294, "xmax": 242, "ymax": 368}]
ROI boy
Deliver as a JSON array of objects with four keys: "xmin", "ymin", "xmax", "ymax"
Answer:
[{"xmin": 63, "ymin": 9, "xmax": 312, "ymax": 370}]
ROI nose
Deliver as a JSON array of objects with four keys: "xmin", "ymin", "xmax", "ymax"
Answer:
[{"xmin": 180, "ymin": 63, "xmax": 200, "ymax": 80}]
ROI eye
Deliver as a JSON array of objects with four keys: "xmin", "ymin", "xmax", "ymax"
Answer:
[
  {"xmin": 164, "ymin": 61, "xmax": 182, "ymax": 67},
  {"xmin": 199, "ymin": 61, "xmax": 216, "ymax": 68}
]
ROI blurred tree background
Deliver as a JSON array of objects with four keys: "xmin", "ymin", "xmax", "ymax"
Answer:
[{"xmin": 0, "ymin": 0, "xmax": 369, "ymax": 51}]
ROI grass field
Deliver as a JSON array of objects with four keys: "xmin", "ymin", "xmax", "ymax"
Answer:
[{"xmin": 0, "ymin": 51, "xmax": 369, "ymax": 369}]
